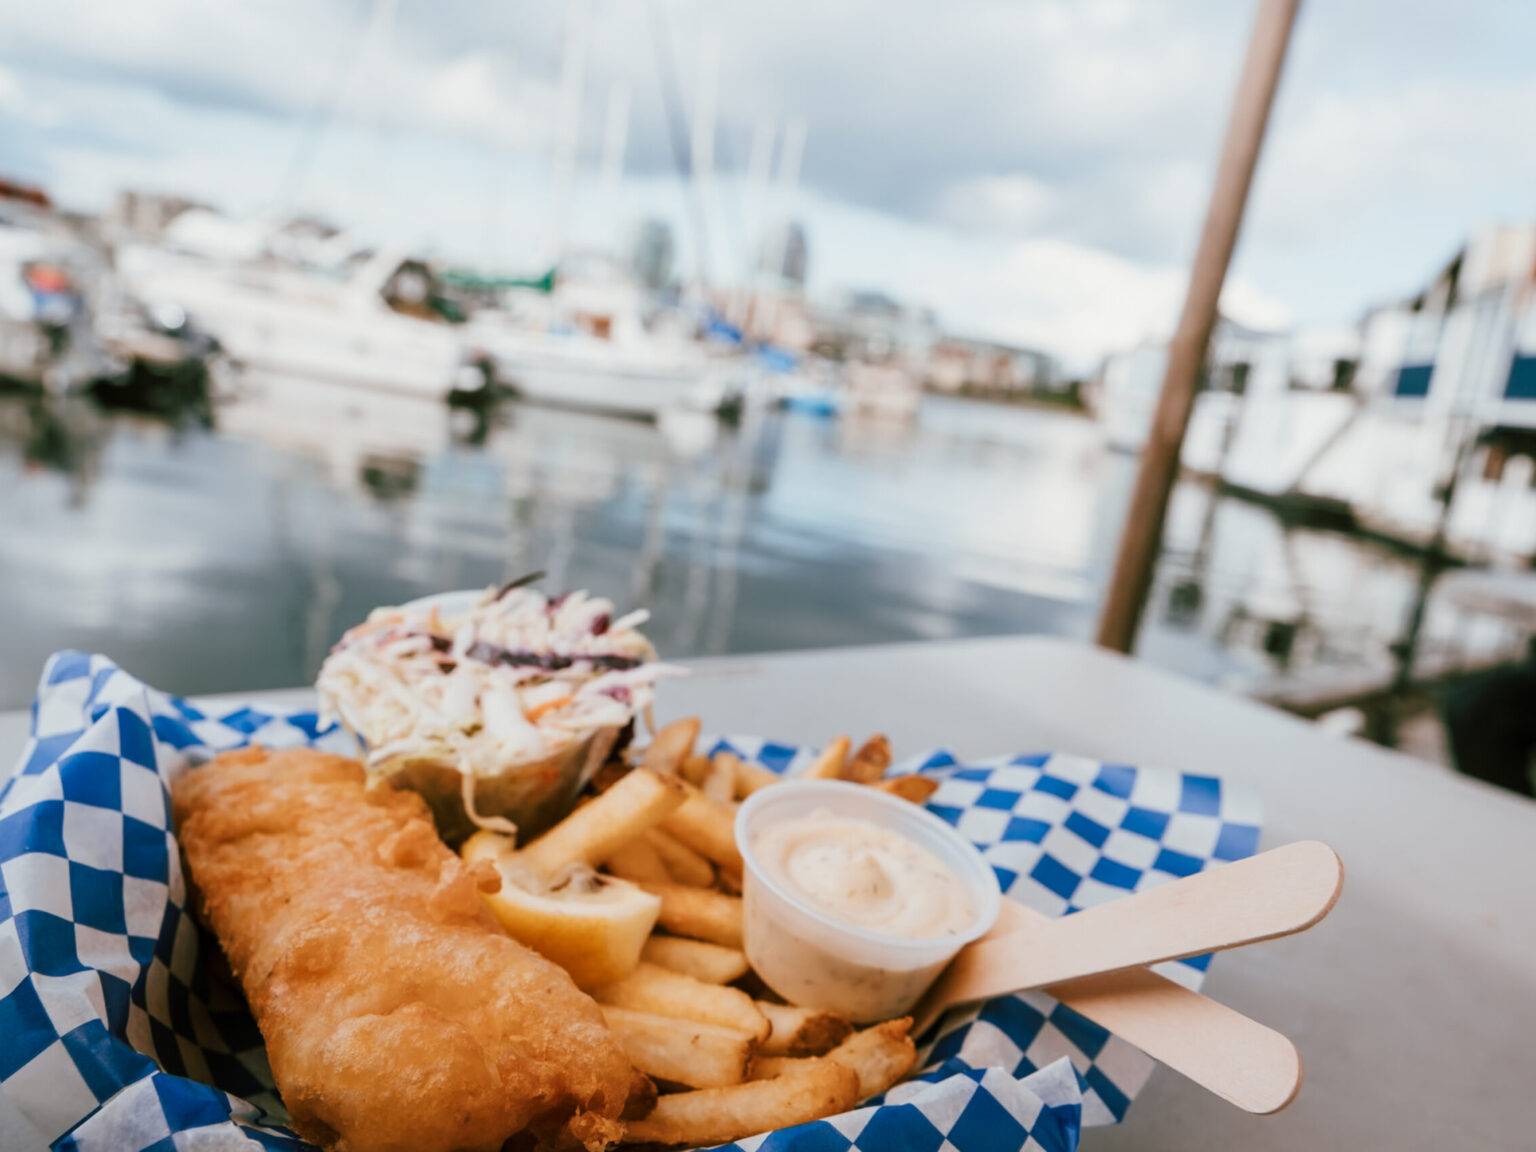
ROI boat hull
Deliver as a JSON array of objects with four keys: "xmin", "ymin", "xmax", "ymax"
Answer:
[{"xmin": 485, "ymin": 345, "xmax": 723, "ymax": 418}]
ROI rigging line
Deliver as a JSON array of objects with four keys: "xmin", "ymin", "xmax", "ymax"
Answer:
[
  {"xmin": 273, "ymin": 0, "xmax": 397, "ymax": 215},
  {"xmin": 647, "ymin": 0, "xmax": 712, "ymax": 289}
]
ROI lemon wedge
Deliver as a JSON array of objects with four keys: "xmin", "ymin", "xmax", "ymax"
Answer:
[{"xmin": 462, "ymin": 830, "xmax": 662, "ymax": 989}]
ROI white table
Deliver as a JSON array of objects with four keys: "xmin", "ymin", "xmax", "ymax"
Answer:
[{"xmin": 4, "ymin": 637, "xmax": 1534, "ymax": 1150}]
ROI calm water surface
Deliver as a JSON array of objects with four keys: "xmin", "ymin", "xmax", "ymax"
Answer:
[{"xmin": 0, "ymin": 376, "xmax": 1511, "ymax": 709}]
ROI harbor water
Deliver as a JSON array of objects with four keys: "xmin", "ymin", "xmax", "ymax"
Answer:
[{"xmin": 0, "ymin": 376, "xmax": 1521, "ymax": 711}]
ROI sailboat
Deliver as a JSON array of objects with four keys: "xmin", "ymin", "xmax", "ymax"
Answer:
[
  {"xmin": 463, "ymin": 261, "xmax": 730, "ymax": 418},
  {"xmin": 460, "ymin": 4, "xmax": 735, "ymax": 420}
]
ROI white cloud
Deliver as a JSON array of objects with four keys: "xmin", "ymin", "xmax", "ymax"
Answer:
[
  {"xmin": 0, "ymin": 63, "xmax": 23, "ymax": 112},
  {"xmin": 0, "ymin": 1, "xmax": 561, "ymax": 164},
  {"xmin": 929, "ymin": 237, "xmax": 1291, "ymax": 368},
  {"xmin": 1258, "ymin": 77, "xmax": 1536, "ymax": 237},
  {"xmin": 0, "ymin": 0, "xmax": 1531, "ymax": 361},
  {"xmin": 938, "ymin": 174, "xmax": 1057, "ymax": 233},
  {"xmin": 1235, "ymin": 71, "xmax": 1536, "ymax": 320},
  {"xmin": 780, "ymin": 191, "xmax": 1290, "ymax": 370},
  {"xmin": 418, "ymin": 51, "xmax": 558, "ymax": 151}
]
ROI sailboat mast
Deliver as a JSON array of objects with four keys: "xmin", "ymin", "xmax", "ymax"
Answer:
[
  {"xmin": 600, "ymin": 80, "xmax": 632, "ymax": 250},
  {"xmin": 756, "ymin": 116, "xmax": 806, "ymax": 340},
  {"xmin": 734, "ymin": 115, "xmax": 777, "ymax": 327},
  {"xmin": 688, "ymin": 21, "xmax": 721, "ymax": 291},
  {"xmin": 550, "ymin": 0, "xmax": 593, "ymax": 267},
  {"xmin": 275, "ymin": 0, "xmax": 399, "ymax": 215}
]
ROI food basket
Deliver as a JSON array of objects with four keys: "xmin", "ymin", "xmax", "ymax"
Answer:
[{"xmin": 0, "ymin": 652, "xmax": 1263, "ymax": 1151}]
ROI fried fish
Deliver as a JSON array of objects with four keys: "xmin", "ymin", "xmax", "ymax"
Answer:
[{"xmin": 172, "ymin": 747, "xmax": 640, "ymax": 1152}]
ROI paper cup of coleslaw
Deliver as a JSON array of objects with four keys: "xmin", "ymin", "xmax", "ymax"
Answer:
[{"xmin": 317, "ymin": 582, "xmax": 678, "ymax": 843}]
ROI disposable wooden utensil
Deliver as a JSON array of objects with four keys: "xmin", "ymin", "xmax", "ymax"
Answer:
[
  {"xmin": 982, "ymin": 900, "xmax": 1302, "ymax": 1114},
  {"xmin": 1050, "ymin": 966, "xmax": 1301, "ymax": 1114},
  {"xmin": 913, "ymin": 841, "xmax": 1342, "ymax": 1038}
]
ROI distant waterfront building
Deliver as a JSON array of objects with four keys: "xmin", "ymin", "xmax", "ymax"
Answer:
[
  {"xmin": 1094, "ymin": 221, "xmax": 1536, "ymax": 561},
  {"xmin": 629, "ymin": 218, "xmax": 676, "ymax": 291},
  {"xmin": 759, "ymin": 220, "xmax": 808, "ymax": 288},
  {"xmin": 1301, "ymin": 221, "xmax": 1536, "ymax": 559},
  {"xmin": 810, "ymin": 289, "xmax": 937, "ymax": 364},
  {"xmin": 1094, "ymin": 316, "xmax": 1287, "ymax": 455},
  {"xmin": 927, "ymin": 336, "xmax": 1061, "ymax": 397}
]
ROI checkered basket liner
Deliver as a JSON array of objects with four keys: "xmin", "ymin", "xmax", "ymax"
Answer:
[{"xmin": 1, "ymin": 652, "xmax": 1262, "ymax": 1151}]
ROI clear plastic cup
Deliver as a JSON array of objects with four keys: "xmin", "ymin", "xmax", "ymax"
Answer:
[{"xmin": 736, "ymin": 778, "xmax": 1001, "ymax": 1023}]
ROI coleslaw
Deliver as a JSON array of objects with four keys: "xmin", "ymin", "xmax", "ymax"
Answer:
[{"xmin": 317, "ymin": 583, "xmax": 679, "ymax": 831}]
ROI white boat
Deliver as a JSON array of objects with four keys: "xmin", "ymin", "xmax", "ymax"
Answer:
[
  {"xmin": 466, "ymin": 319, "xmax": 727, "ymax": 418},
  {"xmin": 0, "ymin": 204, "xmax": 117, "ymax": 393},
  {"xmin": 118, "ymin": 236, "xmax": 481, "ymax": 400},
  {"xmin": 773, "ymin": 366, "xmax": 844, "ymax": 417},
  {"xmin": 463, "ymin": 264, "xmax": 729, "ymax": 419}
]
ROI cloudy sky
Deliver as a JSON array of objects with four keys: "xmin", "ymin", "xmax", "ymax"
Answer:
[{"xmin": 2, "ymin": 1, "xmax": 1533, "ymax": 366}]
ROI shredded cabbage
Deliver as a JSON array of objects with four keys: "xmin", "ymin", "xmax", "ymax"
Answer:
[{"xmin": 317, "ymin": 585, "xmax": 679, "ymax": 786}]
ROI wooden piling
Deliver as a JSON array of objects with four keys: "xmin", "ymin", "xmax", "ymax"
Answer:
[{"xmin": 1096, "ymin": 0, "xmax": 1303, "ymax": 653}]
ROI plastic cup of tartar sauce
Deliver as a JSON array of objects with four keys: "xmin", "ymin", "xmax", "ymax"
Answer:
[{"xmin": 736, "ymin": 778, "xmax": 1001, "ymax": 1024}]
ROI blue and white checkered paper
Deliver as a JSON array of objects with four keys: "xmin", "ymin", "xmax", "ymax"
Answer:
[{"xmin": 2, "ymin": 652, "xmax": 1261, "ymax": 1152}]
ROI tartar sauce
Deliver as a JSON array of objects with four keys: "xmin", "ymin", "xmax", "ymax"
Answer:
[{"xmin": 753, "ymin": 809, "xmax": 974, "ymax": 938}]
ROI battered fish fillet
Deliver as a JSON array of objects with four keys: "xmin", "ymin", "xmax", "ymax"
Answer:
[{"xmin": 172, "ymin": 747, "xmax": 640, "ymax": 1152}]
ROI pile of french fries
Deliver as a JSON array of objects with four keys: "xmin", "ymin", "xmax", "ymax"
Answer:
[{"xmin": 507, "ymin": 718, "xmax": 940, "ymax": 1147}]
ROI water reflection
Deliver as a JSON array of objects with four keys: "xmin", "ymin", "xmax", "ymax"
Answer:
[{"xmin": 0, "ymin": 377, "xmax": 1523, "ymax": 709}]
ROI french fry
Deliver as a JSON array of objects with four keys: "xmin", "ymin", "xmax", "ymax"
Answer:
[
  {"xmin": 660, "ymin": 789, "xmax": 742, "ymax": 874},
  {"xmin": 746, "ymin": 1054, "xmax": 815, "ymax": 1081},
  {"xmin": 756, "ymin": 1002, "xmax": 853, "ymax": 1056},
  {"xmin": 620, "ymin": 1062, "xmax": 860, "ymax": 1147},
  {"xmin": 871, "ymin": 774, "xmax": 940, "ymax": 805},
  {"xmin": 641, "ymin": 935, "xmax": 751, "ymax": 984},
  {"xmin": 643, "ymin": 828, "xmax": 716, "ymax": 887},
  {"xmin": 733, "ymin": 758, "xmax": 782, "ymax": 798},
  {"xmin": 517, "ymin": 768, "xmax": 685, "ymax": 877},
  {"xmin": 596, "ymin": 962, "xmax": 769, "ymax": 1041},
  {"xmin": 642, "ymin": 717, "xmax": 701, "ymax": 775},
  {"xmin": 600, "ymin": 1006, "xmax": 754, "ymax": 1089},
  {"xmin": 605, "ymin": 837, "xmax": 672, "ymax": 884},
  {"xmin": 843, "ymin": 734, "xmax": 893, "ymax": 784},
  {"xmin": 681, "ymin": 753, "xmax": 712, "ymax": 786},
  {"xmin": 747, "ymin": 1020, "xmax": 916, "ymax": 1100},
  {"xmin": 802, "ymin": 735, "xmax": 850, "ymax": 780},
  {"xmin": 823, "ymin": 1018, "xmax": 916, "ymax": 1099},
  {"xmin": 700, "ymin": 753, "xmax": 737, "ymax": 804},
  {"xmin": 643, "ymin": 882, "xmax": 744, "ymax": 947}
]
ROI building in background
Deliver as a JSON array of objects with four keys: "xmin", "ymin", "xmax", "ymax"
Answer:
[
  {"xmin": 1300, "ymin": 222, "xmax": 1536, "ymax": 560},
  {"xmin": 1093, "ymin": 222, "xmax": 1536, "ymax": 562},
  {"xmin": 759, "ymin": 220, "xmax": 808, "ymax": 289},
  {"xmin": 1094, "ymin": 317, "xmax": 1282, "ymax": 457},
  {"xmin": 809, "ymin": 289, "xmax": 937, "ymax": 365},
  {"xmin": 927, "ymin": 336, "xmax": 1062, "ymax": 400},
  {"xmin": 629, "ymin": 217, "xmax": 676, "ymax": 292}
]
